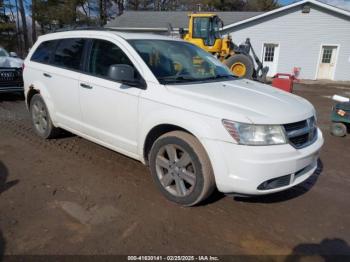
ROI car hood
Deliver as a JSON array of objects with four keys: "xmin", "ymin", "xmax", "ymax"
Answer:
[
  {"xmin": 166, "ymin": 79, "xmax": 315, "ymax": 124},
  {"xmin": 0, "ymin": 56, "xmax": 23, "ymax": 68}
]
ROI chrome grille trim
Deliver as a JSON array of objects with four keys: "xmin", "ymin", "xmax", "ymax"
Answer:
[{"xmin": 283, "ymin": 117, "xmax": 317, "ymax": 149}]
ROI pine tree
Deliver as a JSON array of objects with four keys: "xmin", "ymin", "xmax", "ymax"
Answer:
[{"xmin": 0, "ymin": 0, "xmax": 16, "ymax": 51}]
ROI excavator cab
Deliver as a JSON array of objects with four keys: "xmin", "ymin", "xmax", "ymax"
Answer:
[{"xmin": 183, "ymin": 14, "xmax": 228, "ymax": 54}]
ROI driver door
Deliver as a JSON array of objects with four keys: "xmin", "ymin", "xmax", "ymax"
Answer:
[{"xmin": 79, "ymin": 39, "xmax": 141, "ymax": 156}]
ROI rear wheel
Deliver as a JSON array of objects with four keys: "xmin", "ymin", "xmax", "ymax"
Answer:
[
  {"xmin": 331, "ymin": 122, "xmax": 347, "ymax": 137},
  {"xmin": 224, "ymin": 54, "xmax": 254, "ymax": 79},
  {"xmin": 149, "ymin": 131, "xmax": 215, "ymax": 206},
  {"xmin": 30, "ymin": 94, "xmax": 60, "ymax": 139}
]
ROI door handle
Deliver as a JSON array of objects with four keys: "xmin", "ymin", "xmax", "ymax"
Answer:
[
  {"xmin": 43, "ymin": 73, "xmax": 52, "ymax": 78},
  {"xmin": 80, "ymin": 83, "xmax": 93, "ymax": 89}
]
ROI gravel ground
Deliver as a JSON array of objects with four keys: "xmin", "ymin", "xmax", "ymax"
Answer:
[{"xmin": 0, "ymin": 83, "xmax": 350, "ymax": 259}]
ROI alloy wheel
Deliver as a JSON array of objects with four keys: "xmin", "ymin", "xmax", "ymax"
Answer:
[{"xmin": 155, "ymin": 144, "xmax": 197, "ymax": 197}]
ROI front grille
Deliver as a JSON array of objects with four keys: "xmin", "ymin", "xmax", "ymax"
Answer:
[
  {"xmin": 283, "ymin": 117, "xmax": 317, "ymax": 149},
  {"xmin": 0, "ymin": 68, "xmax": 23, "ymax": 87},
  {"xmin": 284, "ymin": 120, "xmax": 307, "ymax": 132},
  {"xmin": 290, "ymin": 133, "xmax": 309, "ymax": 148}
]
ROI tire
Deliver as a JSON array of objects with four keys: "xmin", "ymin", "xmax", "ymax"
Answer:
[
  {"xmin": 30, "ymin": 94, "xmax": 60, "ymax": 139},
  {"xmin": 331, "ymin": 122, "xmax": 347, "ymax": 137},
  {"xmin": 224, "ymin": 54, "xmax": 254, "ymax": 79},
  {"xmin": 149, "ymin": 131, "xmax": 216, "ymax": 206}
]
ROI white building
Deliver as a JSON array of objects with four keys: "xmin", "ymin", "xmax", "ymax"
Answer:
[{"xmin": 223, "ymin": 0, "xmax": 350, "ymax": 80}]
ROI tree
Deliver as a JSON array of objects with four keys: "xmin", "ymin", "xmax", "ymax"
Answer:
[
  {"xmin": 34, "ymin": 0, "xmax": 94, "ymax": 32},
  {"xmin": 18, "ymin": 0, "xmax": 29, "ymax": 52},
  {"xmin": 126, "ymin": 0, "xmax": 153, "ymax": 10},
  {"xmin": 31, "ymin": 0, "xmax": 37, "ymax": 43},
  {"xmin": 245, "ymin": 0, "xmax": 280, "ymax": 11},
  {"xmin": 0, "ymin": 0, "xmax": 17, "ymax": 51},
  {"xmin": 204, "ymin": 0, "xmax": 246, "ymax": 11},
  {"xmin": 113, "ymin": 0, "xmax": 124, "ymax": 15},
  {"xmin": 99, "ymin": 0, "xmax": 107, "ymax": 25}
]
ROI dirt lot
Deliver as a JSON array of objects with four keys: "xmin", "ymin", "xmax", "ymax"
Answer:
[{"xmin": 0, "ymin": 82, "xmax": 350, "ymax": 258}]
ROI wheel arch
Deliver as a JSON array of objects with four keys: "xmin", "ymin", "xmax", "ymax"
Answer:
[
  {"xmin": 25, "ymin": 82, "xmax": 56, "ymax": 124},
  {"xmin": 142, "ymin": 124, "xmax": 195, "ymax": 165},
  {"xmin": 139, "ymin": 112, "xmax": 215, "ymax": 165},
  {"xmin": 26, "ymin": 86, "xmax": 40, "ymax": 108}
]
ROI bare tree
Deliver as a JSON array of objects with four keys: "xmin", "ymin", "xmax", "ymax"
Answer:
[
  {"xmin": 31, "ymin": 0, "xmax": 37, "ymax": 43},
  {"xmin": 18, "ymin": 0, "xmax": 29, "ymax": 52},
  {"xmin": 112, "ymin": 0, "xmax": 124, "ymax": 16},
  {"xmin": 99, "ymin": 0, "xmax": 107, "ymax": 25}
]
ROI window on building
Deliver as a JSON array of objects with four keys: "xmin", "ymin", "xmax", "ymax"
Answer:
[
  {"xmin": 264, "ymin": 44, "xmax": 276, "ymax": 62},
  {"xmin": 322, "ymin": 47, "xmax": 333, "ymax": 64}
]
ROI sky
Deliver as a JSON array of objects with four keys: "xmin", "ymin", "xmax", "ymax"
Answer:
[{"xmin": 279, "ymin": 0, "xmax": 350, "ymax": 10}]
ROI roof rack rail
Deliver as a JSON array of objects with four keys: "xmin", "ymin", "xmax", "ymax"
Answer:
[{"xmin": 51, "ymin": 25, "xmax": 113, "ymax": 33}]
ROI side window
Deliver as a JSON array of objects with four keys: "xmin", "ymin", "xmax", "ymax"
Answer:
[
  {"xmin": 31, "ymin": 40, "xmax": 57, "ymax": 63},
  {"xmin": 88, "ymin": 39, "xmax": 135, "ymax": 78},
  {"xmin": 52, "ymin": 38, "xmax": 85, "ymax": 70}
]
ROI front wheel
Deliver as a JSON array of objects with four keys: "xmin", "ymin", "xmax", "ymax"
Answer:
[
  {"xmin": 149, "ymin": 131, "xmax": 215, "ymax": 206},
  {"xmin": 224, "ymin": 54, "xmax": 254, "ymax": 79}
]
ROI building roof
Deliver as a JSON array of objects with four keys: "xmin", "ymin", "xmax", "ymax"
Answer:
[
  {"xmin": 105, "ymin": 11, "xmax": 263, "ymax": 30},
  {"xmin": 223, "ymin": 0, "xmax": 350, "ymax": 31}
]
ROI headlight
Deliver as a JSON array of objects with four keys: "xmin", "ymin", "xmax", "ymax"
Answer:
[{"xmin": 222, "ymin": 119, "xmax": 287, "ymax": 145}]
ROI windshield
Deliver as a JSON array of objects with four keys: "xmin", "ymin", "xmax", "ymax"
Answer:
[
  {"xmin": 129, "ymin": 40, "xmax": 235, "ymax": 85},
  {"xmin": 0, "ymin": 48, "xmax": 9, "ymax": 57}
]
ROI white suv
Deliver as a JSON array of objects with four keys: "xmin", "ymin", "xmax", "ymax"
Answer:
[{"xmin": 23, "ymin": 30, "xmax": 324, "ymax": 206}]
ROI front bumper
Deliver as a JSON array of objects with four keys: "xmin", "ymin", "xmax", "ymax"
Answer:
[{"xmin": 202, "ymin": 128, "xmax": 324, "ymax": 195}]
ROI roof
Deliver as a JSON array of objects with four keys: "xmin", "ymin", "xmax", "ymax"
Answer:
[
  {"xmin": 223, "ymin": 0, "xmax": 350, "ymax": 31},
  {"xmin": 105, "ymin": 11, "xmax": 263, "ymax": 30}
]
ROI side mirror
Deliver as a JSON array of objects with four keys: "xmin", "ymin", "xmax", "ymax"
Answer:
[
  {"xmin": 108, "ymin": 64, "xmax": 146, "ymax": 89},
  {"xmin": 9, "ymin": 52, "xmax": 18, "ymax": 58}
]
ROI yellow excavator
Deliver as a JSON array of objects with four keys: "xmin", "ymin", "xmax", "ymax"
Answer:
[{"xmin": 179, "ymin": 13, "xmax": 269, "ymax": 82}]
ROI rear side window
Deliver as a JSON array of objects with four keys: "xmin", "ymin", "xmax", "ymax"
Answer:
[
  {"xmin": 88, "ymin": 39, "xmax": 134, "ymax": 78},
  {"xmin": 52, "ymin": 38, "xmax": 85, "ymax": 70},
  {"xmin": 31, "ymin": 40, "xmax": 57, "ymax": 63}
]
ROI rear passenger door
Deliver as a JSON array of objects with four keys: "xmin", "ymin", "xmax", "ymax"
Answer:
[
  {"xmin": 47, "ymin": 38, "xmax": 86, "ymax": 131},
  {"xmin": 79, "ymin": 39, "xmax": 141, "ymax": 157}
]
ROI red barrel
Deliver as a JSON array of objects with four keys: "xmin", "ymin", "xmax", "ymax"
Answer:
[{"xmin": 272, "ymin": 73, "xmax": 295, "ymax": 93}]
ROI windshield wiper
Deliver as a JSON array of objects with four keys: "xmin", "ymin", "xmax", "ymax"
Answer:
[
  {"xmin": 158, "ymin": 75, "xmax": 198, "ymax": 84},
  {"xmin": 200, "ymin": 75, "xmax": 237, "ymax": 81},
  {"xmin": 159, "ymin": 74, "xmax": 236, "ymax": 84}
]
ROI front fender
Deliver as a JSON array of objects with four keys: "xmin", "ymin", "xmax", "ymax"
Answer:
[{"xmin": 137, "ymin": 104, "xmax": 228, "ymax": 163}]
